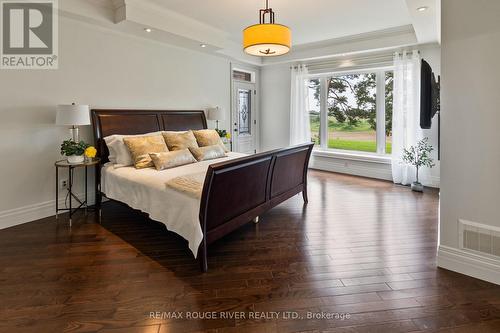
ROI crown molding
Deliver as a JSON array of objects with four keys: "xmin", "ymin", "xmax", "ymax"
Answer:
[
  {"xmin": 405, "ymin": 0, "xmax": 440, "ymax": 44},
  {"xmin": 58, "ymin": 0, "xmax": 262, "ymax": 66},
  {"xmin": 59, "ymin": 0, "xmax": 117, "ymax": 24},
  {"xmin": 115, "ymin": 0, "xmax": 230, "ymax": 48},
  {"xmin": 295, "ymin": 25, "xmax": 416, "ymax": 51},
  {"xmin": 261, "ymin": 25, "xmax": 418, "ymax": 66}
]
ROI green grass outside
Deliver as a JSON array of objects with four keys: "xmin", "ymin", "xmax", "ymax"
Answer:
[
  {"xmin": 310, "ymin": 115, "xmax": 373, "ymax": 132},
  {"xmin": 328, "ymin": 139, "xmax": 392, "ymax": 154},
  {"xmin": 310, "ymin": 115, "xmax": 392, "ymax": 154}
]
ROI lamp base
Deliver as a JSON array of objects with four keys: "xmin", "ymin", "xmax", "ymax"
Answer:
[{"xmin": 70, "ymin": 126, "xmax": 79, "ymax": 142}]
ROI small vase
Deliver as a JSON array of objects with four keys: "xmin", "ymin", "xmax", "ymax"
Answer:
[
  {"xmin": 67, "ymin": 155, "xmax": 84, "ymax": 164},
  {"xmin": 411, "ymin": 181, "xmax": 424, "ymax": 192}
]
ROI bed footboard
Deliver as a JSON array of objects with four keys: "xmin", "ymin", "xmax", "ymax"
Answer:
[{"xmin": 198, "ymin": 143, "xmax": 314, "ymax": 271}]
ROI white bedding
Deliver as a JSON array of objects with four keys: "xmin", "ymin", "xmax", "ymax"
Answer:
[{"xmin": 101, "ymin": 152, "xmax": 247, "ymax": 258}]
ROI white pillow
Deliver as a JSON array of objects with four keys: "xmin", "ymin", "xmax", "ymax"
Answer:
[{"xmin": 104, "ymin": 131, "xmax": 162, "ymax": 168}]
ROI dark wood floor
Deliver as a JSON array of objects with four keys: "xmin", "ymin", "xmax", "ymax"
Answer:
[{"xmin": 1, "ymin": 171, "xmax": 500, "ymax": 333}]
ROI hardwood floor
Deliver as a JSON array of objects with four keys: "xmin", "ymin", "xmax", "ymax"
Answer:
[{"xmin": 1, "ymin": 170, "xmax": 500, "ymax": 332}]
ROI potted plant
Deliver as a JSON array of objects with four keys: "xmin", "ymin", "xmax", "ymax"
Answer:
[
  {"xmin": 402, "ymin": 137, "xmax": 435, "ymax": 192},
  {"xmin": 215, "ymin": 129, "xmax": 231, "ymax": 143},
  {"xmin": 60, "ymin": 139, "xmax": 90, "ymax": 164}
]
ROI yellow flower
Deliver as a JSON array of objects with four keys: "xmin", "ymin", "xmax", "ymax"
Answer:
[
  {"xmin": 84, "ymin": 146, "xmax": 97, "ymax": 158},
  {"xmin": 225, "ymin": 133, "xmax": 231, "ymax": 139}
]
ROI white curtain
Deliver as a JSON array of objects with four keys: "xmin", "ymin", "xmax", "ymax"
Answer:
[
  {"xmin": 290, "ymin": 64, "xmax": 311, "ymax": 145},
  {"xmin": 392, "ymin": 50, "xmax": 430, "ymax": 185}
]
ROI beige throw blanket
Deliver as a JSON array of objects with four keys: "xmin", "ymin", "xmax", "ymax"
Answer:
[{"xmin": 165, "ymin": 172, "xmax": 206, "ymax": 199}]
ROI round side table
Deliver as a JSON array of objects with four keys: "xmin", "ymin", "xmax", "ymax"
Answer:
[{"xmin": 55, "ymin": 158, "xmax": 100, "ymax": 226}]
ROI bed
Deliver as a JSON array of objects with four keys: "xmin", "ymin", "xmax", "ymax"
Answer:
[{"xmin": 92, "ymin": 109, "xmax": 313, "ymax": 271}]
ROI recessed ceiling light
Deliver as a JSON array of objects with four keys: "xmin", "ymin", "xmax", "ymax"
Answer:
[
  {"xmin": 200, "ymin": 44, "xmax": 207, "ymax": 48},
  {"xmin": 417, "ymin": 6, "xmax": 428, "ymax": 12},
  {"xmin": 144, "ymin": 28, "xmax": 152, "ymax": 33}
]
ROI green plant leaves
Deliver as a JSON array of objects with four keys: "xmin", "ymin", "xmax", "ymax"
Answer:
[
  {"xmin": 402, "ymin": 137, "xmax": 435, "ymax": 168},
  {"xmin": 60, "ymin": 139, "xmax": 90, "ymax": 156}
]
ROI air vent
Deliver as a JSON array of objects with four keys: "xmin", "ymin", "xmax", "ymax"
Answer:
[{"xmin": 459, "ymin": 219, "xmax": 500, "ymax": 258}]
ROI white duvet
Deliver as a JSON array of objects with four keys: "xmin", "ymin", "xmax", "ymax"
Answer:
[{"xmin": 101, "ymin": 152, "xmax": 247, "ymax": 257}]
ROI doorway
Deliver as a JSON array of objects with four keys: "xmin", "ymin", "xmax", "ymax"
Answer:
[{"xmin": 231, "ymin": 67, "xmax": 258, "ymax": 154}]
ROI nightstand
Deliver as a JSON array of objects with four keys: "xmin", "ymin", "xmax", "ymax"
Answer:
[{"xmin": 55, "ymin": 158, "xmax": 100, "ymax": 226}]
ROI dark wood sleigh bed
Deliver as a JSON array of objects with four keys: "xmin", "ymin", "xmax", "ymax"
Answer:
[{"xmin": 92, "ymin": 109, "xmax": 313, "ymax": 271}]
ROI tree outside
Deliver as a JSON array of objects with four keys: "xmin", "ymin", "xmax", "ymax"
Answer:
[{"xmin": 308, "ymin": 72, "xmax": 393, "ymax": 154}]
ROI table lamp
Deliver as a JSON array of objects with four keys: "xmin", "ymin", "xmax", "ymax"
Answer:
[
  {"xmin": 56, "ymin": 103, "xmax": 90, "ymax": 142},
  {"xmin": 207, "ymin": 106, "xmax": 225, "ymax": 130}
]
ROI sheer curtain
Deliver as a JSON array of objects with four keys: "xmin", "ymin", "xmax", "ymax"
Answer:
[
  {"xmin": 391, "ymin": 50, "xmax": 430, "ymax": 185},
  {"xmin": 290, "ymin": 64, "xmax": 311, "ymax": 145}
]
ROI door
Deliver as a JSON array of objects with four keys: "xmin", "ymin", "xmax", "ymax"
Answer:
[{"xmin": 232, "ymin": 82, "xmax": 256, "ymax": 154}]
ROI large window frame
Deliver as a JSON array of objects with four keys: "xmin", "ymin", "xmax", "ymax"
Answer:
[{"xmin": 307, "ymin": 66, "xmax": 394, "ymax": 156}]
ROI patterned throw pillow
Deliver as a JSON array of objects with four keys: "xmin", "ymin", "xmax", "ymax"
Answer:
[
  {"xmin": 189, "ymin": 144, "xmax": 226, "ymax": 162},
  {"xmin": 193, "ymin": 129, "xmax": 228, "ymax": 152},
  {"xmin": 149, "ymin": 149, "xmax": 197, "ymax": 171},
  {"xmin": 162, "ymin": 131, "xmax": 199, "ymax": 151},
  {"xmin": 104, "ymin": 131, "xmax": 162, "ymax": 168},
  {"xmin": 123, "ymin": 135, "xmax": 169, "ymax": 169}
]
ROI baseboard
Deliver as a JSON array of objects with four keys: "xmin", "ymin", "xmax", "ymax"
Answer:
[
  {"xmin": 0, "ymin": 193, "xmax": 93, "ymax": 230},
  {"xmin": 437, "ymin": 245, "xmax": 500, "ymax": 285},
  {"xmin": 427, "ymin": 175, "xmax": 440, "ymax": 188}
]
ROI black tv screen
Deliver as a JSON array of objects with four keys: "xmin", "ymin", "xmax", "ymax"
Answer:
[{"xmin": 420, "ymin": 59, "xmax": 434, "ymax": 129}]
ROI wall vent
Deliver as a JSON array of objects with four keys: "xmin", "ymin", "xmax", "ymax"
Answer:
[{"xmin": 459, "ymin": 219, "xmax": 500, "ymax": 258}]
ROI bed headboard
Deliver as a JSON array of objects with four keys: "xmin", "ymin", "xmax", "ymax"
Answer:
[{"xmin": 91, "ymin": 109, "xmax": 207, "ymax": 163}]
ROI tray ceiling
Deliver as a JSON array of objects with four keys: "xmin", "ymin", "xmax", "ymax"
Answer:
[{"xmin": 146, "ymin": 0, "xmax": 413, "ymax": 46}]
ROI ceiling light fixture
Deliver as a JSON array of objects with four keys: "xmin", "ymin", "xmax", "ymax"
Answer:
[
  {"xmin": 417, "ymin": 6, "xmax": 428, "ymax": 12},
  {"xmin": 200, "ymin": 44, "xmax": 207, "ymax": 48},
  {"xmin": 243, "ymin": 0, "xmax": 291, "ymax": 57},
  {"xmin": 144, "ymin": 28, "xmax": 152, "ymax": 33}
]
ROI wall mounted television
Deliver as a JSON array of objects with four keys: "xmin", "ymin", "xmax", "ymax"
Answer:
[{"xmin": 420, "ymin": 59, "xmax": 441, "ymax": 158}]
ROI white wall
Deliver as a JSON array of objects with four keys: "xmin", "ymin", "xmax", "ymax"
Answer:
[
  {"xmin": 0, "ymin": 17, "xmax": 231, "ymax": 228},
  {"xmin": 260, "ymin": 45, "xmax": 441, "ymax": 185},
  {"xmin": 420, "ymin": 45, "xmax": 441, "ymax": 185},
  {"xmin": 438, "ymin": 0, "xmax": 500, "ymax": 283},
  {"xmin": 260, "ymin": 64, "xmax": 291, "ymax": 151}
]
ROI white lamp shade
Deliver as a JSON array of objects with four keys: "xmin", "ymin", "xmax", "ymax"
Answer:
[
  {"xmin": 207, "ymin": 107, "xmax": 225, "ymax": 121},
  {"xmin": 56, "ymin": 104, "xmax": 91, "ymax": 126}
]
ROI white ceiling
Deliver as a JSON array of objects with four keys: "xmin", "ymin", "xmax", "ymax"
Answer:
[
  {"xmin": 146, "ymin": 0, "xmax": 413, "ymax": 46},
  {"xmin": 60, "ymin": 0, "xmax": 439, "ymax": 65}
]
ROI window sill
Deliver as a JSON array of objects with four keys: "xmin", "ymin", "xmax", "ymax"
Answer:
[{"xmin": 312, "ymin": 148, "xmax": 392, "ymax": 165}]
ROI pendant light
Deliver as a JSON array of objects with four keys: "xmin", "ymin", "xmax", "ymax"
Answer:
[{"xmin": 243, "ymin": 0, "xmax": 291, "ymax": 57}]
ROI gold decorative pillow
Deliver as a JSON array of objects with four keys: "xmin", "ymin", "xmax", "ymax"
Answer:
[
  {"xmin": 193, "ymin": 129, "xmax": 228, "ymax": 152},
  {"xmin": 123, "ymin": 135, "xmax": 169, "ymax": 169},
  {"xmin": 149, "ymin": 150, "xmax": 197, "ymax": 171},
  {"xmin": 162, "ymin": 131, "xmax": 199, "ymax": 151},
  {"xmin": 189, "ymin": 144, "xmax": 226, "ymax": 162}
]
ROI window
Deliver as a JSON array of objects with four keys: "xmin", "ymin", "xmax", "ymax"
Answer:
[
  {"xmin": 385, "ymin": 71, "xmax": 393, "ymax": 154},
  {"xmin": 307, "ymin": 69, "xmax": 393, "ymax": 155},
  {"xmin": 238, "ymin": 89, "xmax": 251, "ymax": 135},
  {"xmin": 233, "ymin": 70, "xmax": 252, "ymax": 82},
  {"xmin": 307, "ymin": 79, "xmax": 321, "ymax": 146}
]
